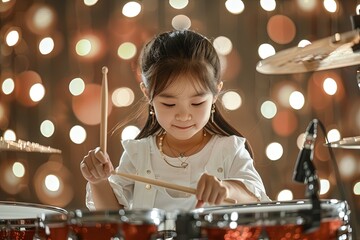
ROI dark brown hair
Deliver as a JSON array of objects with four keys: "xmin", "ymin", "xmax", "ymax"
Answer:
[{"xmin": 135, "ymin": 29, "xmax": 253, "ymax": 157}]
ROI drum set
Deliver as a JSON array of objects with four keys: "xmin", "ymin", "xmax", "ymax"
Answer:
[
  {"xmin": 1, "ymin": 25, "xmax": 359, "ymax": 239},
  {"xmin": 0, "ymin": 199, "xmax": 352, "ymax": 240}
]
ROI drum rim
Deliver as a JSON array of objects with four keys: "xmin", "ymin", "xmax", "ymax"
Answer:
[
  {"xmin": 0, "ymin": 201, "xmax": 67, "ymax": 227},
  {"xmin": 190, "ymin": 199, "xmax": 349, "ymax": 228},
  {"xmin": 65, "ymin": 208, "xmax": 166, "ymax": 225}
]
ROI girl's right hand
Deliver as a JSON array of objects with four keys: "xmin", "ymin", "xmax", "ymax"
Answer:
[{"xmin": 80, "ymin": 147, "xmax": 114, "ymax": 184}]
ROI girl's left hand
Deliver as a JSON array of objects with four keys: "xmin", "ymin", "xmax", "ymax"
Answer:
[{"xmin": 195, "ymin": 173, "xmax": 229, "ymax": 208}]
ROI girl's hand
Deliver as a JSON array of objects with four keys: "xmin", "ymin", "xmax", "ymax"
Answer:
[
  {"xmin": 80, "ymin": 147, "xmax": 114, "ymax": 184},
  {"xmin": 195, "ymin": 173, "xmax": 229, "ymax": 208}
]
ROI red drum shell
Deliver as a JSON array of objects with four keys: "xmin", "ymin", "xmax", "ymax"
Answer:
[
  {"xmin": 191, "ymin": 199, "xmax": 350, "ymax": 240},
  {"xmin": 42, "ymin": 208, "xmax": 166, "ymax": 240},
  {"xmin": 0, "ymin": 201, "xmax": 67, "ymax": 240}
]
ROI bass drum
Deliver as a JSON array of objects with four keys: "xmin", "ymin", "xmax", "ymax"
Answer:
[
  {"xmin": 180, "ymin": 199, "xmax": 351, "ymax": 240},
  {"xmin": 0, "ymin": 201, "xmax": 67, "ymax": 240}
]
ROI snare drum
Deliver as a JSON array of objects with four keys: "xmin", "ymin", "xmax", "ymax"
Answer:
[
  {"xmin": 49, "ymin": 208, "xmax": 166, "ymax": 240},
  {"xmin": 183, "ymin": 199, "xmax": 351, "ymax": 240},
  {"xmin": 0, "ymin": 201, "xmax": 67, "ymax": 240}
]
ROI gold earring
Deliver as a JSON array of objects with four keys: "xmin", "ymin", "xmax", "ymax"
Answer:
[
  {"xmin": 149, "ymin": 105, "xmax": 155, "ymax": 123},
  {"xmin": 211, "ymin": 104, "xmax": 215, "ymax": 123}
]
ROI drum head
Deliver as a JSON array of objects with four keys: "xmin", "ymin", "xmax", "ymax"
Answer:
[{"xmin": 0, "ymin": 201, "xmax": 66, "ymax": 219}]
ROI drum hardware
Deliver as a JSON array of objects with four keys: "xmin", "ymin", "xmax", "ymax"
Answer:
[
  {"xmin": 293, "ymin": 119, "xmax": 321, "ymax": 233},
  {"xmin": 325, "ymin": 136, "xmax": 360, "ymax": 149},
  {"xmin": 0, "ymin": 137, "xmax": 62, "ymax": 154}
]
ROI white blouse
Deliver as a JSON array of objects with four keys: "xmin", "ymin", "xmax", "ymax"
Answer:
[{"xmin": 86, "ymin": 134, "xmax": 270, "ymax": 211}]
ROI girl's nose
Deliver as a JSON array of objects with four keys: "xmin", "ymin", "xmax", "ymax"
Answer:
[{"xmin": 175, "ymin": 113, "xmax": 192, "ymax": 121}]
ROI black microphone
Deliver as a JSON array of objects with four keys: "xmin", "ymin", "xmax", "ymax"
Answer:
[{"xmin": 293, "ymin": 119, "xmax": 318, "ymax": 183}]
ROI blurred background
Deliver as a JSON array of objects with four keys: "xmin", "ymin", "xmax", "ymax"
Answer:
[{"xmin": 1, "ymin": 0, "xmax": 360, "ymax": 236}]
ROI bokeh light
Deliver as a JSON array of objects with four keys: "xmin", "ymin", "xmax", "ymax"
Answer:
[
  {"xmin": 39, "ymin": 37, "xmax": 55, "ymax": 55},
  {"xmin": 225, "ymin": 0, "xmax": 245, "ymax": 14},
  {"xmin": 213, "ymin": 36, "xmax": 233, "ymax": 56},
  {"xmin": 277, "ymin": 189, "xmax": 293, "ymax": 201},
  {"xmin": 323, "ymin": 77, "xmax": 337, "ymax": 95},
  {"xmin": 2, "ymin": 78, "xmax": 15, "ymax": 95},
  {"xmin": 5, "ymin": 28, "xmax": 20, "ymax": 46},
  {"xmin": 267, "ymin": 15, "xmax": 296, "ymax": 44},
  {"xmin": 221, "ymin": 91, "xmax": 242, "ymax": 110},
  {"xmin": 121, "ymin": 125, "xmax": 140, "ymax": 140},
  {"xmin": 169, "ymin": 0, "xmax": 189, "ymax": 9},
  {"xmin": 72, "ymin": 83, "xmax": 113, "ymax": 125},
  {"xmin": 29, "ymin": 83, "xmax": 45, "ymax": 102},
  {"xmin": 122, "ymin": 1, "xmax": 142, "ymax": 17},
  {"xmin": 172, "ymin": 15, "xmax": 191, "ymax": 30},
  {"xmin": 40, "ymin": 120, "xmax": 55, "ymax": 138},
  {"xmin": 260, "ymin": 0, "xmax": 276, "ymax": 11},
  {"xmin": 260, "ymin": 100, "xmax": 277, "ymax": 119},
  {"xmin": 117, "ymin": 42, "xmax": 137, "ymax": 60},
  {"xmin": 69, "ymin": 125, "xmax": 87, "ymax": 144},
  {"xmin": 258, "ymin": 43, "xmax": 276, "ymax": 59},
  {"xmin": 3, "ymin": 129, "xmax": 16, "ymax": 140},
  {"xmin": 265, "ymin": 142, "xmax": 283, "ymax": 161},
  {"xmin": 112, "ymin": 87, "xmax": 135, "ymax": 107},
  {"xmin": 69, "ymin": 77, "xmax": 85, "ymax": 96},
  {"xmin": 289, "ymin": 91, "xmax": 305, "ymax": 110},
  {"xmin": 319, "ymin": 179, "xmax": 330, "ymax": 195}
]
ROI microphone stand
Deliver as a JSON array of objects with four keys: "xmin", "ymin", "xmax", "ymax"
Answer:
[{"xmin": 300, "ymin": 157, "xmax": 321, "ymax": 233}]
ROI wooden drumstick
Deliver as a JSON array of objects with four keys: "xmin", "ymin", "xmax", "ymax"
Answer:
[
  {"xmin": 100, "ymin": 66, "xmax": 108, "ymax": 153},
  {"xmin": 111, "ymin": 171, "xmax": 237, "ymax": 205}
]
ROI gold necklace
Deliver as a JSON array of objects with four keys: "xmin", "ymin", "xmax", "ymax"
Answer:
[{"xmin": 158, "ymin": 131, "xmax": 206, "ymax": 169}]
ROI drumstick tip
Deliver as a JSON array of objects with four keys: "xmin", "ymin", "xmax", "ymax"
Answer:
[{"xmin": 102, "ymin": 66, "xmax": 108, "ymax": 74}]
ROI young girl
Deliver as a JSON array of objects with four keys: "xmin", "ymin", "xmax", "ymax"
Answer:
[{"xmin": 80, "ymin": 29, "xmax": 270, "ymax": 212}]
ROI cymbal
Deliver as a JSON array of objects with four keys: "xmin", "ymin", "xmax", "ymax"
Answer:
[
  {"xmin": 0, "ymin": 137, "xmax": 62, "ymax": 154},
  {"xmin": 256, "ymin": 29, "xmax": 360, "ymax": 74},
  {"xmin": 326, "ymin": 136, "xmax": 360, "ymax": 149}
]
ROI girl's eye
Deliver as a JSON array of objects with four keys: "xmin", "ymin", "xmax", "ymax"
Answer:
[
  {"xmin": 192, "ymin": 101, "xmax": 205, "ymax": 106},
  {"xmin": 162, "ymin": 103, "xmax": 175, "ymax": 107}
]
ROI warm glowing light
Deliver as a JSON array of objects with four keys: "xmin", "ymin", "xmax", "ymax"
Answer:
[
  {"xmin": 339, "ymin": 155, "xmax": 357, "ymax": 178},
  {"xmin": 260, "ymin": 0, "xmax": 276, "ymax": 11},
  {"xmin": 40, "ymin": 120, "xmax": 55, "ymax": 138},
  {"xmin": 258, "ymin": 43, "xmax": 275, "ymax": 59},
  {"xmin": 69, "ymin": 125, "xmax": 87, "ymax": 144},
  {"xmin": 69, "ymin": 77, "xmax": 85, "ymax": 96},
  {"xmin": 354, "ymin": 182, "xmax": 360, "ymax": 195},
  {"xmin": 323, "ymin": 77, "xmax": 337, "ymax": 95},
  {"xmin": 2, "ymin": 78, "xmax": 15, "ymax": 95},
  {"xmin": 122, "ymin": 1, "xmax": 141, "ymax": 17},
  {"xmin": 297, "ymin": 0, "xmax": 317, "ymax": 11},
  {"xmin": 169, "ymin": 0, "xmax": 189, "ymax": 9},
  {"xmin": 277, "ymin": 189, "xmax": 293, "ymax": 201},
  {"xmin": 298, "ymin": 39, "xmax": 312, "ymax": 47},
  {"xmin": 323, "ymin": 0, "xmax": 337, "ymax": 13},
  {"xmin": 84, "ymin": 0, "xmax": 98, "ymax": 6},
  {"xmin": 39, "ymin": 37, "xmax": 54, "ymax": 55},
  {"xmin": 45, "ymin": 174, "xmax": 60, "ymax": 192},
  {"xmin": 29, "ymin": 83, "xmax": 45, "ymax": 102},
  {"xmin": 213, "ymin": 36, "xmax": 233, "ymax": 55},
  {"xmin": 33, "ymin": 6, "xmax": 55, "ymax": 31},
  {"xmin": 121, "ymin": 125, "xmax": 140, "ymax": 140},
  {"xmin": 117, "ymin": 42, "xmax": 137, "ymax": 60},
  {"xmin": 225, "ymin": 0, "xmax": 245, "ymax": 14},
  {"xmin": 327, "ymin": 128, "xmax": 341, "ymax": 143},
  {"xmin": 289, "ymin": 91, "xmax": 305, "ymax": 110},
  {"xmin": 76, "ymin": 39, "xmax": 92, "ymax": 56},
  {"xmin": 222, "ymin": 91, "xmax": 242, "ymax": 110},
  {"xmin": 112, "ymin": 87, "xmax": 135, "ymax": 107},
  {"xmin": 5, "ymin": 29, "xmax": 20, "ymax": 46},
  {"xmin": 265, "ymin": 142, "xmax": 283, "ymax": 161},
  {"xmin": 319, "ymin": 179, "xmax": 330, "ymax": 195},
  {"xmin": 172, "ymin": 15, "xmax": 191, "ymax": 30},
  {"xmin": 3, "ymin": 129, "xmax": 16, "ymax": 140},
  {"xmin": 12, "ymin": 162, "xmax": 25, "ymax": 178},
  {"xmin": 260, "ymin": 100, "xmax": 277, "ymax": 119},
  {"xmin": 296, "ymin": 133, "xmax": 306, "ymax": 149}
]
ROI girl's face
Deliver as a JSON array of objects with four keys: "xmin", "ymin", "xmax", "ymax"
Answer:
[{"xmin": 152, "ymin": 75, "xmax": 217, "ymax": 141}]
